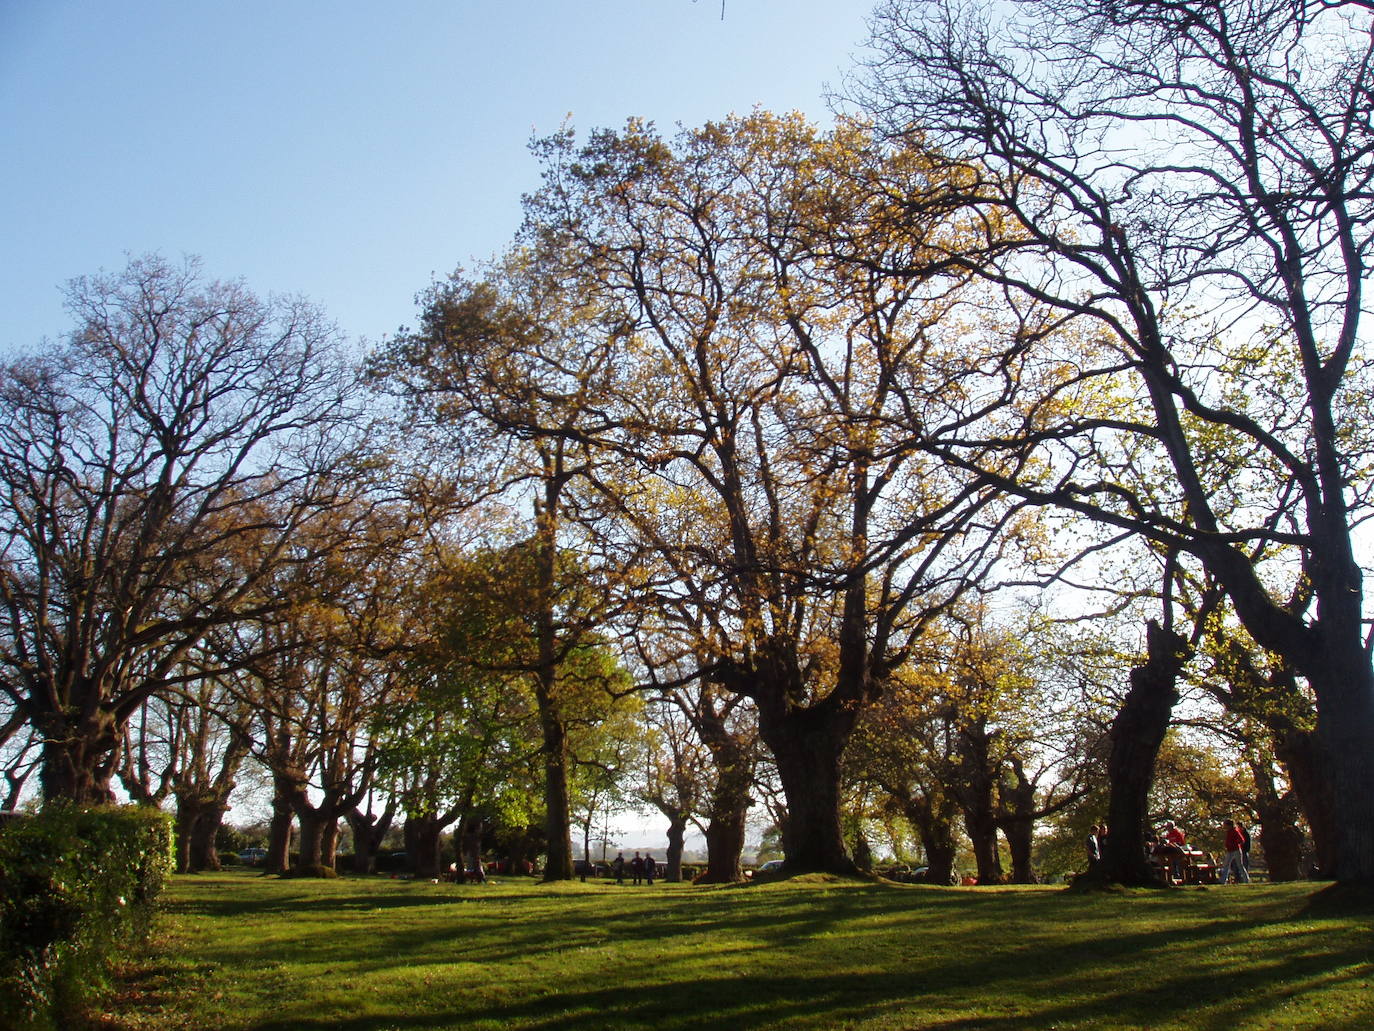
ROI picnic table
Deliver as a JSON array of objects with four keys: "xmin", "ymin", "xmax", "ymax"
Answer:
[{"xmin": 1151, "ymin": 844, "xmax": 1217, "ymax": 884}]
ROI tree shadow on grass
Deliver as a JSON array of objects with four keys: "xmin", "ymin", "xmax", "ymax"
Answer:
[
  {"xmin": 241, "ymin": 945, "xmax": 1374, "ymax": 1031},
  {"xmin": 237, "ymin": 911, "xmax": 1374, "ymax": 1031},
  {"xmin": 1300, "ymin": 881, "xmax": 1374, "ymax": 917}
]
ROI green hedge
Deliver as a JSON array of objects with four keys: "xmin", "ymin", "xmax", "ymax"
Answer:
[{"xmin": 0, "ymin": 804, "xmax": 174, "ymax": 1029}]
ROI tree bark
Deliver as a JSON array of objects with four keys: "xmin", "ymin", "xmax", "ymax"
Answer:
[
  {"xmin": 347, "ymin": 802, "xmax": 395, "ymax": 875},
  {"xmin": 699, "ymin": 747, "xmax": 753, "ymax": 883},
  {"xmin": 189, "ymin": 801, "xmax": 228, "ymax": 872},
  {"xmin": 904, "ymin": 795, "xmax": 959, "ymax": 886},
  {"xmin": 534, "ymin": 474, "xmax": 575, "ymax": 883},
  {"xmin": 759, "ymin": 702, "xmax": 856, "ymax": 874},
  {"xmin": 1309, "ymin": 665, "xmax": 1374, "ymax": 883},
  {"xmin": 322, "ymin": 818, "xmax": 341, "ymax": 869},
  {"xmin": 266, "ymin": 789, "xmax": 295, "ymax": 875},
  {"xmin": 956, "ymin": 721, "xmax": 1002, "ymax": 884},
  {"xmin": 663, "ymin": 816, "xmax": 686, "ymax": 883},
  {"xmin": 1248, "ymin": 755, "xmax": 1305, "ymax": 883},
  {"xmin": 173, "ymin": 802, "xmax": 201, "ymax": 875},
  {"xmin": 296, "ymin": 809, "xmax": 330, "ymax": 871},
  {"xmin": 996, "ymin": 755, "xmax": 1055, "ymax": 884},
  {"xmin": 692, "ymin": 688, "xmax": 756, "ymax": 883},
  {"xmin": 1096, "ymin": 621, "xmax": 1191, "ymax": 886},
  {"xmin": 701, "ymin": 793, "xmax": 750, "ymax": 883},
  {"xmin": 1271, "ymin": 726, "xmax": 1337, "ymax": 878},
  {"xmin": 37, "ymin": 708, "xmax": 120, "ymax": 806},
  {"xmin": 962, "ymin": 809, "xmax": 1002, "ymax": 885},
  {"xmin": 458, "ymin": 815, "xmax": 487, "ymax": 881},
  {"xmin": 404, "ymin": 815, "xmax": 447, "ymax": 879},
  {"xmin": 536, "ymin": 697, "xmax": 574, "ymax": 881}
]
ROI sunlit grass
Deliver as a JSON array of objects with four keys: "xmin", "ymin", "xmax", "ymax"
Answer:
[{"xmin": 102, "ymin": 871, "xmax": 1373, "ymax": 1030}]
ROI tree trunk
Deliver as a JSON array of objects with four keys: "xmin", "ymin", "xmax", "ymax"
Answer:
[
  {"xmin": 173, "ymin": 803, "xmax": 200, "ymax": 875},
  {"xmin": 963, "ymin": 809, "xmax": 1002, "ymax": 885},
  {"xmin": 702, "ymin": 796, "xmax": 750, "ymax": 883},
  {"xmin": 533, "ymin": 472, "xmax": 575, "ymax": 883},
  {"xmin": 956, "ymin": 721, "xmax": 1002, "ymax": 885},
  {"xmin": 503, "ymin": 825, "xmax": 540, "ymax": 876},
  {"xmin": 266, "ymin": 792, "xmax": 294, "ymax": 875},
  {"xmin": 1097, "ymin": 620, "xmax": 1190, "ymax": 886},
  {"xmin": 37, "ymin": 709, "xmax": 120, "ymax": 806},
  {"xmin": 296, "ymin": 810, "xmax": 329, "ymax": 871},
  {"xmin": 663, "ymin": 816, "xmax": 686, "ymax": 882},
  {"xmin": 692, "ymin": 687, "xmax": 756, "ymax": 883},
  {"xmin": 1270, "ymin": 726, "xmax": 1337, "ymax": 878},
  {"xmin": 1248, "ymin": 755, "xmax": 1305, "ymax": 883},
  {"xmin": 536, "ymin": 703, "xmax": 574, "ymax": 882},
  {"xmin": 999, "ymin": 813, "xmax": 1035, "ymax": 885},
  {"xmin": 405, "ymin": 815, "xmax": 447, "ymax": 878},
  {"xmin": 904, "ymin": 795, "xmax": 959, "ymax": 886},
  {"xmin": 1310, "ymin": 663, "xmax": 1374, "ymax": 883},
  {"xmin": 264, "ymin": 789, "xmax": 294, "ymax": 875},
  {"xmin": 996, "ymin": 759, "xmax": 1038, "ymax": 884},
  {"xmin": 189, "ymin": 801, "xmax": 228, "ymax": 872},
  {"xmin": 699, "ymin": 749, "xmax": 753, "ymax": 883},
  {"xmin": 760, "ymin": 704, "xmax": 856, "ymax": 874},
  {"xmin": 458, "ymin": 815, "xmax": 487, "ymax": 881},
  {"xmin": 322, "ymin": 818, "xmax": 341, "ymax": 869},
  {"xmin": 347, "ymin": 803, "xmax": 395, "ymax": 875}
]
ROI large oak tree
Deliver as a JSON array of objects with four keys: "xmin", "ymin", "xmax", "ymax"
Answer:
[
  {"xmin": 529, "ymin": 113, "xmax": 1027, "ymax": 872},
  {"xmin": 0, "ymin": 256, "xmax": 362, "ymax": 805},
  {"xmin": 860, "ymin": 0, "xmax": 1374, "ymax": 881}
]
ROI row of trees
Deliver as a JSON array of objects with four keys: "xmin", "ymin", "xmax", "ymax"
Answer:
[{"xmin": 2, "ymin": 0, "xmax": 1371, "ymax": 883}]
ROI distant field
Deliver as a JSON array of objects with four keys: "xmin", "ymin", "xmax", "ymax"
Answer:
[{"xmin": 102, "ymin": 870, "xmax": 1373, "ymax": 1031}]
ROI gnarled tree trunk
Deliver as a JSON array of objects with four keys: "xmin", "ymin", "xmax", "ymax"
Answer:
[
  {"xmin": 1097, "ymin": 620, "xmax": 1191, "ymax": 886},
  {"xmin": 1248, "ymin": 754, "xmax": 1305, "ymax": 882},
  {"xmin": 347, "ymin": 801, "xmax": 395, "ymax": 875},
  {"xmin": 663, "ymin": 815, "xmax": 686, "ymax": 883},
  {"xmin": 956, "ymin": 720, "xmax": 1002, "ymax": 885},
  {"xmin": 404, "ymin": 815, "xmax": 448, "ymax": 879},
  {"xmin": 266, "ymin": 786, "xmax": 295, "ymax": 875},
  {"xmin": 904, "ymin": 793, "xmax": 959, "ymax": 886},
  {"xmin": 37, "ymin": 708, "xmax": 120, "ymax": 806},
  {"xmin": 760, "ymin": 702, "xmax": 857, "ymax": 874}
]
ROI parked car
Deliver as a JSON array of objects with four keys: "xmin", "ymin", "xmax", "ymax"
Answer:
[
  {"xmin": 237, "ymin": 847, "xmax": 268, "ymax": 863},
  {"xmin": 757, "ymin": 859, "xmax": 785, "ymax": 874}
]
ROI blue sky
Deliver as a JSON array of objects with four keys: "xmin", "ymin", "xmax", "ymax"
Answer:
[{"xmin": 1, "ymin": 1, "xmax": 873, "ymax": 355}]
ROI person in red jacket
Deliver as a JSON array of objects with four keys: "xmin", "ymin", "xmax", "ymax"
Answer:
[{"xmin": 1219, "ymin": 819, "xmax": 1251, "ymax": 884}]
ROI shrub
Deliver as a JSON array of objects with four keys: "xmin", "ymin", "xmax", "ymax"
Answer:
[{"xmin": 0, "ymin": 804, "xmax": 173, "ymax": 1029}]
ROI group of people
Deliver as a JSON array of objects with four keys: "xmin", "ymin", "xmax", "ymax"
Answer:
[
  {"xmin": 610, "ymin": 850, "xmax": 658, "ymax": 885},
  {"xmin": 1087, "ymin": 816, "xmax": 1253, "ymax": 884}
]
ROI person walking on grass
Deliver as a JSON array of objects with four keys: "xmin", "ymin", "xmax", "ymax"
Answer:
[{"xmin": 1219, "ymin": 819, "xmax": 1251, "ymax": 884}]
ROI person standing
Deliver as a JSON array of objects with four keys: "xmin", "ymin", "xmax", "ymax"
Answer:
[
  {"xmin": 644, "ymin": 853, "xmax": 657, "ymax": 886},
  {"xmin": 1220, "ymin": 819, "xmax": 1251, "ymax": 884},
  {"xmin": 631, "ymin": 851, "xmax": 644, "ymax": 885},
  {"xmin": 612, "ymin": 851, "xmax": 625, "ymax": 885}
]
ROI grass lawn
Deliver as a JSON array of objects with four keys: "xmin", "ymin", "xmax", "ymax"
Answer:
[{"xmin": 101, "ymin": 870, "xmax": 1373, "ymax": 1031}]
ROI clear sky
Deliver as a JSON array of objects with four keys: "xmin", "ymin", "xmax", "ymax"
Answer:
[{"xmin": 1, "ymin": 0, "xmax": 874, "ymax": 355}]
